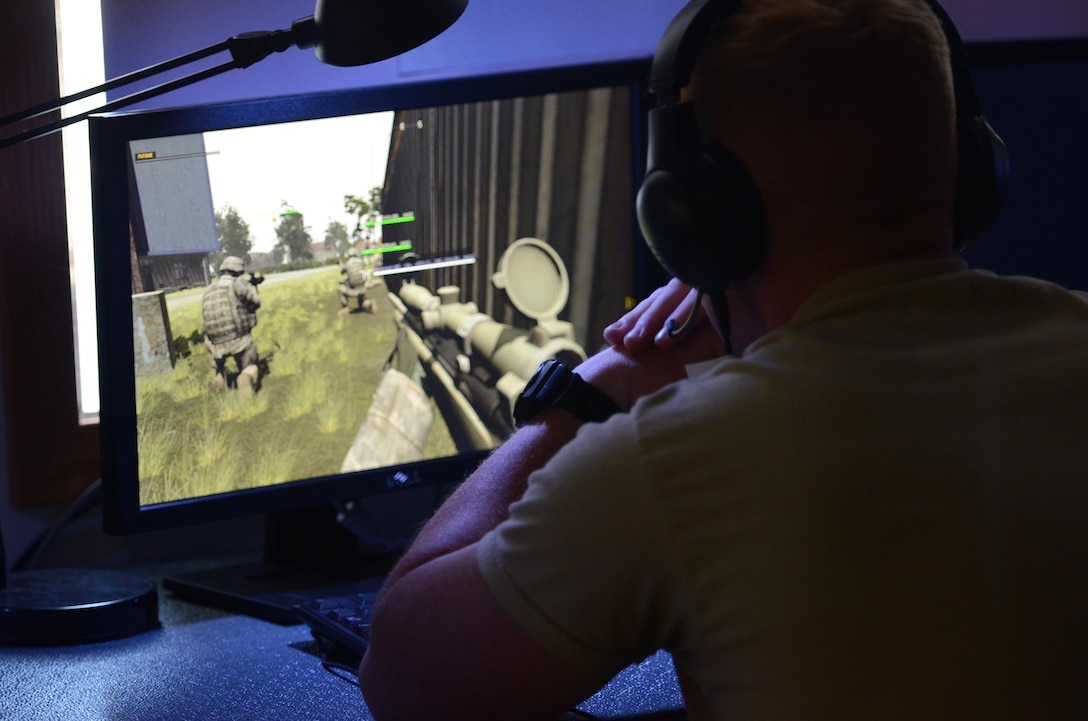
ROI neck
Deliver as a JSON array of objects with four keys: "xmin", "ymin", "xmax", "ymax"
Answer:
[{"xmin": 721, "ymin": 216, "xmax": 956, "ymax": 353}]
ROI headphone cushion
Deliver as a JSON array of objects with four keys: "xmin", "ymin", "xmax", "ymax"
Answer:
[
  {"xmin": 954, "ymin": 114, "xmax": 1009, "ymax": 251},
  {"xmin": 637, "ymin": 142, "xmax": 766, "ymax": 291}
]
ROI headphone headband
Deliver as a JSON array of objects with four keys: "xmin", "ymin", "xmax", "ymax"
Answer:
[
  {"xmin": 647, "ymin": 0, "xmax": 740, "ymax": 105},
  {"xmin": 649, "ymin": 0, "xmax": 979, "ymax": 111},
  {"xmin": 637, "ymin": 0, "xmax": 1009, "ymax": 293}
]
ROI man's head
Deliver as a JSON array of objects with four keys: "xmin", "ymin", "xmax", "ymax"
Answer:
[
  {"xmin": 219, "ymin": 256, "xmax": 245, "ymax": 275},
  {"xmin": 637, "ymin": 0, "xmax": 999, "ymax": 298},
  {"xmin": 637, "ymin": 0, "xmax": 1011, "ymax": 349},
  {"xmin": 690, "ymin": 0, "xmax": 957, "ymax": 230}
]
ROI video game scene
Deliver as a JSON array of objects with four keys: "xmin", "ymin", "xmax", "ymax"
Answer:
[{"xmin": 128, "ymin": 84, "xmax": 640, "ymax": 507}]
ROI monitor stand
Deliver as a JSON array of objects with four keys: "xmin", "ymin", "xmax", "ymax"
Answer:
[{"xmin": 162, "ymin": 505, "xmax": 400, "ymax": 625}]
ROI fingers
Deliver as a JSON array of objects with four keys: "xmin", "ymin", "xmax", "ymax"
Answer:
[
  {"xmin": 659, "ymin": 291, "xmax": 705, "ymax": 346},
  {"xmin": 582, "ymin": 318, "xmax": 727, "ymax": 413},
  {"xmin": 603, "ymin": 278, "xmax": 701, "ymax": 351},
  {"xmin": 602, "ymin": 285, "xmax": 666, "ymax": 347}
]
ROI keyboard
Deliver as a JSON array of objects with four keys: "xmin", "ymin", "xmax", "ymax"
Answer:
[
  {"xmin": 295, "ymin": 589, "xmax": 689, "ymax": 720},
  {"xmin": 295, "ymin": 590, "xmax": 378, "ymax": 665}
]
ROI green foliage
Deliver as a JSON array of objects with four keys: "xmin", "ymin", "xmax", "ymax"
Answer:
[
  {"xmin": 274, "ymin": 201, "xmax": 314, "ymax": 261},
  {"xmin": 344, "ymin": 186, "xmax": 383, "ymax": 242},
  {"xmin": 214, "ymin": 203, "xmax": 253, "ymax": 265},
  {"xmin": 324, "ymin": 219, "xmax": 351, "ymax": 258},
  {"xmin": 136, "ymin": 266, "xmax": 455, "ymax": 506},
  {"xmin": 172, "ymin": 328, "xmax": 205, "ymax": 360}
]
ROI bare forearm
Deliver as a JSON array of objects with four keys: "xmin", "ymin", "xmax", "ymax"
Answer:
[
  {"xmin": 379, "ymin": 409, "xmax": 583, "ymax": 593},
  {"xmin": 378, "ymin": 326, "xmax": 725, "ymax": 595}
]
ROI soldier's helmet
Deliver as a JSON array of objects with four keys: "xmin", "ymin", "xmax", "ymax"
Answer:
[{"xmin": 219, "ymin": 256, "xmax": 245, "ymax": 274}]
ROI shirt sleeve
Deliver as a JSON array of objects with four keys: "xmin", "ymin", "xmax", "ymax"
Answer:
[
  {"xmin": 229, "ymin": 278, "xmax": 254, "ymax": 306},
  {"xmin": 477, "ymin": 412, "xmax": 682, "ymax": 675}
]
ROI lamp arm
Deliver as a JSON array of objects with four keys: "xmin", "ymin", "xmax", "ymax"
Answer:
[
  {"xmin": 0, "ymin": 61, "xmax": 235, "ymax": 150},
  {"xmin": 227, "ymin": 17, "xmax": 317, "ymax": 69},
  {"xmin": 0, "ymin": 17, "xmax": 318, "ymax": 151},
  {"xmin": 0, "ymin": 41, "xmax": 231, "ymax": 130}
]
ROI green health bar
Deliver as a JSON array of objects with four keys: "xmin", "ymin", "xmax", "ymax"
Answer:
[
  {"xmin": 364, "ymin": 214, "xmax": 416, "ymax": 228},
  {"xmin": 360, "ymin": 243, "xmax": 413, "ymax": 256}
]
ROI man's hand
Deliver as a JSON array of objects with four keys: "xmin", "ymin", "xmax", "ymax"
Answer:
[
  {"xmin": 604, "ymin": 278, "xmax": 706, "ymax": 351},
  {"xmin": 580, "ymin": 315, "xmax": 725, "ymax": 413}
]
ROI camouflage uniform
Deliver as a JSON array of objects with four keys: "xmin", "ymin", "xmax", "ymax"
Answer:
[
  {"xmin": 203, "ymin": 256, "xmax": 261, "ymax": 391},
  {"xmin": 340, "ymin": 254, "xmax": 376, "ymax": 314}
]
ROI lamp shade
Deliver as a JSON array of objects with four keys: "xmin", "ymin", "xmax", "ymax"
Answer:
[{"xmin": 313, "ymin": 0, "xmax": 469, "ymax": 67}]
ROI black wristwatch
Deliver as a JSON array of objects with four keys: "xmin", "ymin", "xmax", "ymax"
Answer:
[{"xmin": 513, "ymin": 359, "xmax": 621, "ymax": 427}]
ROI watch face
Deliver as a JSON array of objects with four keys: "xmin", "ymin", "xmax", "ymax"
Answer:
[
  {"xmin": 514, "ymin": 359, "xmax": 619, "ymax": 426},
  {"xmin": 514, "ymin": 360, "xmax": 567, "ymax": 426},
  {"xmin": 512, "ymin": 395, "xmax": 538, "ymax": 426}
]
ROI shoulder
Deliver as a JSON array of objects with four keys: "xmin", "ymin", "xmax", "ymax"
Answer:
[
  {"xmin": 233, "ymin": 277, "xmax": 256, "ymax": 294},
  {"xmin": 631, "ymin": 354, "xmax": 793, "ymax": 437},
  {"xmin": 204, "ymin": 276, "xmax": 229, "ymax": 294}
]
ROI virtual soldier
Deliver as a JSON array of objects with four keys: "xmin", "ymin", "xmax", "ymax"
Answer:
[
  {"xmin": 339, "ymin": 250, "xmax": 377, "ymax": 315},
  {"xmin": 202, "ymin": 255, "xmax": 262, "ymax": 393}
]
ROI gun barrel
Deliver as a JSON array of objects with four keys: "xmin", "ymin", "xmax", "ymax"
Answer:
[
  {"xmin": 397, "ymin": 283, "xmax": 586, "ymax": 382},
  {"xmin": 395, "ymin": 315, "xmax": 500, "ymax": 451},
  {"xmin": 391, "ymin": 282, "xmax": 589, "ymax": 446}
]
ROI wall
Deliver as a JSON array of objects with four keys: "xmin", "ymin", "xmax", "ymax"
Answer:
[
  {"xmin": 100, "ymin": 0, "xmax": 688, "ymax": 109},
  {"xmin": 964, "ymin": 53, "xmax": 1088, "ymax": 291},
  {"xmin": 97, "ymin": 0, "xmax": 1088, "ymax": 112},
  {"xmin": 946, "ymin": 0, "xmax": 1088, "ymax": 41},
  {"xmin": 1, "ymin": 0, "xmax": 99, "ymax": 574}
]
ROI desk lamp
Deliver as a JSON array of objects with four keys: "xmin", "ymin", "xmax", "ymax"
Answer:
[{"xmin": 0, "ymin": 0, "xmax": 468, "ymax": 646}]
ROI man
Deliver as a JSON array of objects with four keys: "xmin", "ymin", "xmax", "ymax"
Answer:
[
  {"xmin": 202, "ymin": 255, "xmax": 262, "ymax": 393},
  {"xmin": 339, "ymin": 249, "xmax": 377, "ymax": 315},
  {"xmin": 358, "ymin": 2, "xmax": 1088, "ymax": 720}
]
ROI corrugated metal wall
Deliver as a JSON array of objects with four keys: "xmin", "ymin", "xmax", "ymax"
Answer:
[{"xmin": 380, "ymin": 86, "xmax": 638, "ymax": 353}]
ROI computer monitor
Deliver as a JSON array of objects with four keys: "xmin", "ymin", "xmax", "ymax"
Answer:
[{"xmin": 88, "ymin": 57, "xmax": 652, "ymax": 620}]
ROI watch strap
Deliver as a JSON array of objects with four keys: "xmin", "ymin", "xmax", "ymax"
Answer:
[{"xmin": 514, "ymin": 359, "xmax": 620, "ymax": 427}]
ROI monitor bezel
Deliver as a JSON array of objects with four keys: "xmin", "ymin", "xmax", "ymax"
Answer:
[{"xmin": 90, "ymin": 57, "xmax": 653, "ymax": 535}]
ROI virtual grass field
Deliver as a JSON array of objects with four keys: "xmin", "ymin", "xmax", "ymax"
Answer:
[{"xmin": 135, "ymin": 265, "xmax": 454, "ymax": 506}]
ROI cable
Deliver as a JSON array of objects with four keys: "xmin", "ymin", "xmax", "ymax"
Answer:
[
  {"xmin": 708, "ymin": 291, "xmax": 734, "ymax": 356},
  {"xmin": 666, "ymin": 289, "xmax": 704, "ymax": 338},
  {"xmin": 320, "ymin": 661, "xmax": 362, "ymax": 688},
  {"xmin": 665, "ymin": 288, "xmax": 735, "ymax": 356},
  {"xmin": 11, "ymin": 478, "xmax": 103, "ymax": 572},
  {"xmin": 311, "ymin": 633, "xmax": 363, "ymax": 687}
]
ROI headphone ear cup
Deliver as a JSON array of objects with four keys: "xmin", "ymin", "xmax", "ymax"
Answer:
[
  {"xmin": 637, "ymin": 108, "xmax": 766, "ymax": 291},
  {"xmin": 954, "ymin": 114, "xmax": 1010, "ymax": 252}
]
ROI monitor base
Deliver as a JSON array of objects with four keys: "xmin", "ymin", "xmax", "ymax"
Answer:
[
  {"xmin": 163, "ymin": 557, "xmax": 392, "ymax": 625},
  {"xmin": 0, "ymin": 568, "xmax": 159, "ymax": 646},
  {"xmin": 163, "ymin": 505, "xmax": 400, "ymax": 625}
]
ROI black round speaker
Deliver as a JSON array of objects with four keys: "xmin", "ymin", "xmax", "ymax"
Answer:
[{"xmin": 0, "ymin": 567, "xmax": 160, "ymax": 646}]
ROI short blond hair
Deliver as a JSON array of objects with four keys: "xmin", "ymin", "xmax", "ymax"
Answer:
[{"xmin": 691, "ymin": 0, "xmax": 956, "ymax": 203}]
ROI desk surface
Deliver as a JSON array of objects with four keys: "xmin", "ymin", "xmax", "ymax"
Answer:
[{"xmin": 0, "ymin": 573, "xmax": 685, "ymax": 721}]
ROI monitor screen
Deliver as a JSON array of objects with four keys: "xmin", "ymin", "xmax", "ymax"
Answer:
[{"xmin": 90, "ymin": 59, "xmax": 652, "ymax": 543}]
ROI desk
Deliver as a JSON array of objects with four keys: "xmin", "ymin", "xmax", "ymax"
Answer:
[{"xmin": 0, "ymin": 574, "xmax": 686, "ymax": 720}]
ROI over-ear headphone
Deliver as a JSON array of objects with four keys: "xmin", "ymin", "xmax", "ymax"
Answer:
[{"xmin": 636, "ymin": 0, "xmax": 1010, "ymax": 294}]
